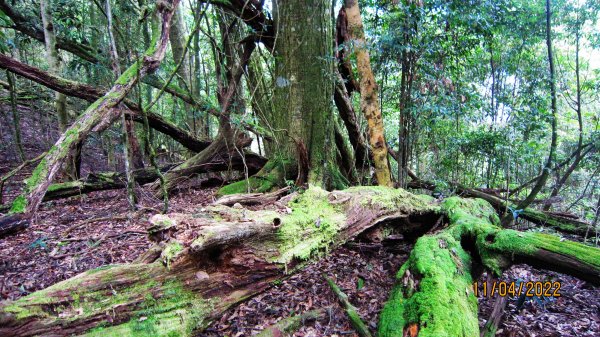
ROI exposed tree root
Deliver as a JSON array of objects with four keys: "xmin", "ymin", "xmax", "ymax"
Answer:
[
  {"xmin": 216, "ymin": 158, "xmax": 295, "ymax": 196},
  {"xmin": 0, "ymin": 187, "xmax": 436, "ymax": 336}
]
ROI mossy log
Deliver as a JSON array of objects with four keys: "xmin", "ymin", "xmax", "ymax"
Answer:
[
  {"xmin": 378, "ymin": 197, "xmax": 600, "ymax": 337},
  {"xmin": 216, "ymin": 158, "xmax": 294, "ymax": 196},
  {"xmin": 0, "ymin": 153, "xmax": 266, "ymax": 239},
  {"xmin": 43, "ymin": 151, "xmax": 266, "ymax": 201},
  {"xmin": 0, "ymin": 187, "xmax": 437, "ymax": 336},
  {"xmin": 407, "ymin": 176, "xmax": 591, "ymax": 236}
]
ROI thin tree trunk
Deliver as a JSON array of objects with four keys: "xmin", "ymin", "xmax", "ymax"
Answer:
[
  {"xmin": 169, "ymin": 5, "xmax": 195, "ymax": 134},
  {"xmin": 40, "ymin": 0, "xmax": 79, "ymax": 179},
  {"xmin": 5, "ymin": 71, "xmax": 25, "ymax": 161},
  {"xmin": 40, "ymin": 0, "xmax": 68, "ymax": 133},
  {"xmin": 105, "ymin": 0, "xmax": 137, "ymax": 209},
  {"xmin": 344, "ymin": 0, "xmax": 392, "ymax": 187},
  {"xmin": 543, "ymin": 18, "xmax": 584, "ymax": 211}
]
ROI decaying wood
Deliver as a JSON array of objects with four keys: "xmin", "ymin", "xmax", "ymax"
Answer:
[
  {"xmin": 213, "ymin": 187, "xmax": 291, "ymax": 206},
  {"xmin": 44, "ymin": 151, "xmax": 266, "ymax": 201},
  {"xmin": 0, "ymin": 187, "xmax": 437, "ymax": 336},
  {"xmin": 0, "ymin": 214, "xmax": 30, "ymax": 239},
  {"xmin": 480, "ymin": 294, "xmax": 508, "ymax": 337}
]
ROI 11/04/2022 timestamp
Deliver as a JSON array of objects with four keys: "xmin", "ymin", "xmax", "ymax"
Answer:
[{"xmin": 473, "ymin": 281, "xmax": 562, "ymax": 298}]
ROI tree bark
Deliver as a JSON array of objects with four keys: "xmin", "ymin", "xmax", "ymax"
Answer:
[
  {"xmin": 40, "ymin": 0, "xmax": 68, "ymax": 133},
  {"xmin": 344, "ymin": 0, "xmax": 393, "ymax": 187},
  {"xmin": 334, "ymin": 70, "xmax": 370, "ymax": 173},
  {"xmin": 268, "ymin": 0, "xmax": 336, "ymax": 187}
]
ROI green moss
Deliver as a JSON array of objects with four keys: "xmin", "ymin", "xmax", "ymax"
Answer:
[
  {"xmin": 379, "ymin": 232, "xmax": 478, "ymax": 337},
  {"xmin": 273, "ymin": 187, "xmax": 345, "ymax": 264},
  {"xmin": 25, "ymin": 157, "xmax": 48, "ymax": 191},
  {"xmin": 47, "ymin": 181, "xmax": 83, "ymax": 192},
  {"xmin": 4, "ymin": 263, "xmax": 217, "ymax": 337},
  {"xmin": 217, "ymin": 176, "xmax": 276, "ymax": 196},
  {"xmin": 216, "ymin": 159, "xmax": 291, "ymax": 196},
  {"xmin": 476, "ymin": 227, "xmax": 600, "ymax": 274},
  {"xmin": 348, "ymin": 186, "xmax": 438, "ymax": 214},
  {"xmin": 115, "ymin": 60, "xmax": 142, "ymax": 85},
  {"xmin": 378, "ymin": 196, "xmax": 498, "ymax": 337},
  {"xmin": 161, "ymin": 241, "xmax": 184, "ymax": 269},
  {"xmin": 84, "ymin": 280, "xmax": 217, "ymax": 337},
  {"xmin": 9, "ymin": 195, "xmax": 27, "ymax": 214}
]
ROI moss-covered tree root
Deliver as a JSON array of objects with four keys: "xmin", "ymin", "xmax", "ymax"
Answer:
[
  {"xmin": 378, "ymin": 197, "xmax": 600, "ymax": 337},
  {"xmin": 217, "ymin": 158, "xmax": 295, "ymax": 196},
  {"xmin": 0, "ymin": 186, "xmax": 437, "ymax": 336}
]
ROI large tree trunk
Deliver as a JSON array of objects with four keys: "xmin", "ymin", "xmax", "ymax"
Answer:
[
  {"xmin": 0, "ymin": 187, "xmax": 438, "ymax": 336},
  {"xmin": 378, "ymin": 197, "xmax": 600, "ymax": 337},
  {"xmin": 268, "ymin": 0, "xmax": 336, "ymax": 187},
  {"xmin": 5, "ymin": 0, "xmax": 181, "ymax": 215},
  {"xmin": 343, "ymin": 0, "xmax": 392, "ymax": 187}
]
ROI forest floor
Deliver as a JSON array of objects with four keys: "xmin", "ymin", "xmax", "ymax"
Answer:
[{"xmin": 0, "ymin": 111, "xmax": 599, "ymax": 336}]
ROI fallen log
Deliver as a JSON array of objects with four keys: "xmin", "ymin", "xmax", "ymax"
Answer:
[
  {"xmin": 42, "ymin": 152, "xmax": 267, "ymax": 201},
  {"xmin": 0, "ymin": 213, "xmax": 30, "ymax": 239},
  {"xmin": 0, "ymin": 187, "xmax": 437, "ymax": 336},
  {"xmin": 378, "ymin": 197, "xmax": 600, "ymax": 337},
  {"xmin": 0, "ymin": 53, "xmax": 211, "ymax": 153},
  {"xmin": 6, "ymin": 0, "xmax": 180, "ymax": 216},
  {"xmin": 405, "ymin": 174, "xmax": 591, "ymax": 236}
]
